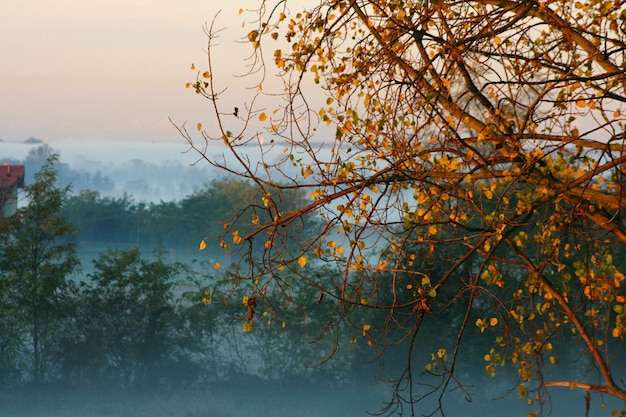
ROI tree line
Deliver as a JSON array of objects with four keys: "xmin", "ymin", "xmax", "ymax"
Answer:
[
  {"xmin": 0, "ymin": 156, "xmax": 411, "ymax": 416},
  {"xmin": 58, "ymin": 174, "xmax": 317, "ymax": 256}
]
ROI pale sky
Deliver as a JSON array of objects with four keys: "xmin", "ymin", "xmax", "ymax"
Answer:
[{"xmin": 0, "ymin": 0, "xmax": 252, "ymax": 144}]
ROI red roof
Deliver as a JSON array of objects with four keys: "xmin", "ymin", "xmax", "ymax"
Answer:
[{"xmin": 0, "ymin": 165, "xmax": 25, "ymax": 189}]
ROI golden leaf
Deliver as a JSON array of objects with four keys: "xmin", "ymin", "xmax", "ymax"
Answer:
[
  {"xmin": 199, "ymin": 239, "xmax": 207, "ymax": 251},
  {"xmin": 259, "ymin": 112, "xmax": 267, "ymax": 121},
  {"xmin": 297, "ymin": 256, "xmax": 308, "ymax": 267},
  {"xmin": 247, "ymin": 30, "xmax": 259, "ymax": 43}
]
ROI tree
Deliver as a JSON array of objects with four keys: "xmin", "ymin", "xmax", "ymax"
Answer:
[
  {"xmin": 61, "ymin": 190, "xmax": 139, "ymax": 246},
  {"xmin": 175, "ymin": 1, "xmax": 626, "ymax": 415},
  {"xmin": 68, "ymin": 248, "xmax": 197, "ymax": 390},
  {"xmin": 0, "ymin": 155, "xmax": 79, "ymax": 384}
]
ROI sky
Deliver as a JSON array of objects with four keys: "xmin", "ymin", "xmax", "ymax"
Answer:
[{"xmin": 0, "ymin": 0, "xmax": 252, "ymax": 145}]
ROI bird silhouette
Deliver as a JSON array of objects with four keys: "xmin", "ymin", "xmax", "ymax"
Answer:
[{"xmin": 233, "ymin": 107, "xmax": 239, "ymax": 117}]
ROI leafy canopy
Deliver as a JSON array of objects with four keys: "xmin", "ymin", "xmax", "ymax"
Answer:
[{"xmin": 176, "ymin": 0, "xmax": 626, "ymax": 415}]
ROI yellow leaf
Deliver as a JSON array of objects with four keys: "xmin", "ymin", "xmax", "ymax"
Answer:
[
  {"xmin": 238, "ymin": 8, "xmax": 243, "ymax": 14},
  {"xmin": 490, "ymin": 317, "xmax": 498, "ymax": 326},
  {"xmin": 243, "ymin": 322, "xmax": 254, "ymax": 332},
  {"xmin": 576, "ymin": 98, "xmax": 587, "ymax": 107},
  {"xmin": 259, "ymin": 112, "xmax": 267, "ymax": 121},
  {"xmin": 247, "ymin": 30, "xmax": 259, "ymax": 43},
  {"xmin": 476, "ymin": 318, "xmax": 486, "ymax": 332},
  {"xmin": 199, "ymin": 240, "xmax": 207, "ymax": 250},
  {"xmin": 213, "ymin": 262, "xmax": 221, "ymax": 269},
  {"xmin": 297, "ymin": 256, "xmax": 308, "ymax": 267},
  {"xmin": 202, "ymin": 71, "xmax": 210, "ymax": 78},
  {"xmin": 197, "ymin": 123, "xmax": 202, "ymax": 131},
  {"xmin": 190, "ymin": 63, "xmax": 195, "ymax": 70}
]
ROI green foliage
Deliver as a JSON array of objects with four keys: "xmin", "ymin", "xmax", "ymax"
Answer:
[
  {"xmin": 65, "ymin": 248, "xmax": 195, "ymax": 389},
  {"xmin": 60, "ymin": 177, "xmax": 317, "ymax": 255},
  {"xmin": 61, "ymin": 190, "xmax": 137, "ymax": 244},
  {"xmin": 0, "ymin": 154, "xmax": 79, "ymax": 384}
]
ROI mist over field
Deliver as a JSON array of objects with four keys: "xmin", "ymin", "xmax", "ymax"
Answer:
[
  {"xmin": 0, "ymin": 138, "xmax": 308, "ymax": 202},
  {"xmin": 1, "ymin": 139, "xmax": 625, "ymax": 417}
]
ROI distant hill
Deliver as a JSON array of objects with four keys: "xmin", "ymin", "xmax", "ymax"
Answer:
[{"xmin": 24, "ymin": 137, "xmax": 43, "ymax": 144}]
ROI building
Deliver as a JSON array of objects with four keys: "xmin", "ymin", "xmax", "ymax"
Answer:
[{"xmin": 0, "ymin": 164, "xmax": 25, "ymax": 217}]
